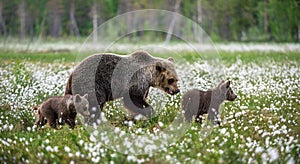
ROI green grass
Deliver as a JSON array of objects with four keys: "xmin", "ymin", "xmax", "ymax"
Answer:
[
  {"xmin": 1, "ymin": 50, "xmax": 299, "ymax": 64},
  {"xmin": 219, "ymin": 51, "xmax": 300, "ymax": 64},
  {"xmin": 0, "ymin": 51, "xmax": 78, "ymax": 63},
  {"xmin": 0, "ymin": 50, "xmax": 299, "ymax": 163}
]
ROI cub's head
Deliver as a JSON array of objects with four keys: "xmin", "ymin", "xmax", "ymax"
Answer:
[
  {"xmin": 218, "ymin": 80, "xmax": 237, "ymax": 101},
  {"xmin": 74, "ymin": 94, "xmax": 90, "ymax": 116},
  {"xmin": 154, "ymin": 58, "xmax": 180, "ymax": 95}
]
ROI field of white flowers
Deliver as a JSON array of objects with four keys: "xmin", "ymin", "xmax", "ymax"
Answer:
[{"xmin": 0, "ymin": 49, "xmax": 299, "ymax": 163}]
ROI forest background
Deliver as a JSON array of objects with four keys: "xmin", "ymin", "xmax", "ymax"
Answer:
[{"xmin": 0, "ymin": 0, "xmax": 299, "ymax": 43}]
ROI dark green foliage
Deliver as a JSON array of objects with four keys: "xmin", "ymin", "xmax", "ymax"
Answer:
[{"xmin": 0, "ymin": 0, "xmax": 299, "ymax": 42}]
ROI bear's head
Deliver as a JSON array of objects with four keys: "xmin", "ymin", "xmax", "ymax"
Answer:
[
  {"xmin": 154, "ymin": 58, "xmax": 180, "ymax": 95},
  {"xmin": 218, "ymin": 80, "xmax": 237, "ymax": 101},
  {"xmin": 74, "ymin": 94, "xmax": 90, "ymax": 116}
]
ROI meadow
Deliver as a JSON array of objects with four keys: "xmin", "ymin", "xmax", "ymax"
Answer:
[{"xmin": 0, "ymin": 47, "xmax": 299, "ymax": 163}]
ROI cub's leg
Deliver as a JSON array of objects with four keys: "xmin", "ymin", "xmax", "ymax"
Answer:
[
  {"xmin": 46, "ymin": 114, "xmax": 57, "ymax": 129},
  {"xmin": 35, "ymin": 114, "xmax": 47, "ymax": 126}
]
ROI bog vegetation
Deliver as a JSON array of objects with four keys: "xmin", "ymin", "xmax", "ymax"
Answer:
[{"xmin": 0, "ymin": 48, "xmax": 299, "ymax": 163}]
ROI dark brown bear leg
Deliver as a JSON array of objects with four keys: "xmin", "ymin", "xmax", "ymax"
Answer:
[
  {"xmin": 65, "ymin": 118, "xmax": 75, "ymax": 129},
  {"xmin": 208, "ymin": 108, "xmax": 220, "ymax": 126},
  {"xmin": 46, "ymin": 115, "xmax": 57, "ymax": 129},
  {"xmin": 182, "ymin": 93, "xmax": 201, "ymax": 123},
  {"xmin": 57, "ymin": 113, "xmax": 64, "ymax": 126},
  {"xmin": 36, "ymin": 114, "xmax": 47, "ymax": 127},
  {"xmin": 69, "ymin": 112, "xmax": 77, "ymax": 125},
  {"xmin": 87, "ymin": 90, "xmax": 106, "ymax": 124},
  {"xmin": 123, "ymin": 94, "xmax": 154, "ymax": 118}
]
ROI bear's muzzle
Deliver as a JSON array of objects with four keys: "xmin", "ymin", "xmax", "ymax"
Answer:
[{"xmin": 165, "ymin": 87, "xmax": 180, "ymax": 95}]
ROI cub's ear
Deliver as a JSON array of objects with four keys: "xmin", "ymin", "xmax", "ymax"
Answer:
[
  {"xmin": 217, "ymin": 80, "xmax": 225, "ymax": 87},
  {"xmin": 168, "ymin": 57, "xmax": 174, "ymax": 63},
  {"xmin": 156, "ymin": 62, "xmax": 166, "ymax": 72},
  {"xmin": 83, "ymin": 94, "xmax": 88, "ymax": 99},
  {"xmin": 226, "ymin": 81, "xmax": 231, "ymax": 88},
  {"xmin": 75, "ymin": 94, "xmax": 81, "ymax": 103}
]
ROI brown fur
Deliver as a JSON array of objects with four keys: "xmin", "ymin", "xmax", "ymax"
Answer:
[
  {"xmin": 34, "ymin": 94, "xmax": 89, "ymax": 129},
  {"xmin": 181, "ymin": 81, "xmax": 237, "ymax": 125},
  {"xmin": 65, "ymin": 51, "xmax": 180, "ymax": 122}
]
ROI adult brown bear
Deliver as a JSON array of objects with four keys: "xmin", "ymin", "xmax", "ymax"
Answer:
[{"xmin": 65, "ymin": 50, "xmax": 180, "ymax": 123}]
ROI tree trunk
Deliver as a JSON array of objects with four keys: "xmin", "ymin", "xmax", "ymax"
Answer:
[
  {"xmin": 164, "ymin": 0, "xmax": 181, "ymax": 44},
  {"xmin": 18, "ymin": 0, "xmax": 26, "ymax": 41},
  {"xmin": 69, "ymin": 0, "xmax": 80, "ymax": 37},
  {"xmin": 298, "ymin": 24, "xmax": 300, "ymax": 42},
  {"xmin": 193, "ymin": 0, "xmax": 203, "ymax": 42},
  {"xmin": 264, "ymin": 0, "xmax": 268, "ymax": 40},
  {"xmin": 0, "ymin": 0, "xmax": 7, "ymax": 36},
  {"xmin": 197, "ymin": 0, "xmax": 202, "ymax": 24},
  {"xmin": 92, "ymin": 2, "xmax": 99, "ymax": 43},
  {"xmin": 48, "ymin": 0, "xmax": 62, "ymax": 37},
  {"xmin": 125, "ymin": 0, "xmax": 133, "ymax": 35},
  {"xmin": 38, "ymin": 10, "xmax": 47, "ymax": 41}
]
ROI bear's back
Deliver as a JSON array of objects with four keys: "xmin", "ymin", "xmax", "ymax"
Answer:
[
  {"xmin": 182, "ymin": 89, "xmax": 212, "ymax": 113},
  {"xmin": 45, "ymin": 95, "xmax": 72, "ymax": 111},
  {"xmin": 129, "ymin": 50, "xmax": 155, "ymax": 63}
]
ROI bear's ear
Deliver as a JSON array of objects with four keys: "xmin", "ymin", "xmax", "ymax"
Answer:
[
  {"xmin": 75, "ymin": 94, "xmax": 81, "ymax": 103},
  {"xmin": 156, "ymin": 62, "xmax": 166, "ymax": 72},
  {"xmin": 219, "ymin": 81, "xmax": 227, "ymax": 90},
  {"xmin": 83, "ymin": 94, "xmax": 88, "ymax": 99},
  {"xmin": 168, "ymin": 57, "xmax": 174, "ymax": 63},
  {"xmin": 226, "ymin": 81, "xmax": 231, "ymax": 88}
]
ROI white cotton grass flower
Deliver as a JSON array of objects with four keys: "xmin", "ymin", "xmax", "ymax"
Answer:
[
  {"xmin": 92, "ymin": 157, "xmax": 101, "ymax": 163},
  {"xmin": 114, "ymin": 127, "xmax": 120, "ymax": 134},
  {"xmin": 79, "ymin": 140, "xmax": 84, "ymax": 146},
  {"xmin": 134, "ymin": 114, "xmax": 143, "ymax": 120},
  {"xmin": 158, "ymin": 121, "xmax": 164, "ymax": 127},
  {"xmin": 255, "ymin": 147, "xmax": 264, "ymax": 154},
  {"xmin": 287, "ymin": 157, "xmax": 295, "ymax": 164},
  {"xmin": 64, "ymin": 146, "xmax": 71, "ymax": 153},
  {"xmin": 267, "ymin": 148, "xmax": 279, "ymax": 162},
  {"xmin": 219, "ymin": 128, "xmax": 227, "ymax": 135},
  {"xmin": 45, "ymin": 146, "xmax": 53, "ymax": 152},
  {"xmin": 90, "ymin": 134, "xmax": 97, "ymax": 143}
]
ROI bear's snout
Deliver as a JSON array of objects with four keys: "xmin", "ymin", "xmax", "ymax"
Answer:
[
  {"xmin": 228, "ymin": 94, "xmax": 237, "ymax": 101},
  {"xmin": 174, "ymin": 89, "xmax": 180, "ymax": 94},
  {"xmin": 233, "ymin": 94, "xmax": 237, "ymax": 100},
  {"xmin": 165, "ymin": 87, "xmax": 180, "ymax": 95}
]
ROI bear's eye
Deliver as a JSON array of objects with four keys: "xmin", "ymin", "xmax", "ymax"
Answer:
[{"xmin": 168, "ymin": 79, "xmax": 174, "ymax": 84}]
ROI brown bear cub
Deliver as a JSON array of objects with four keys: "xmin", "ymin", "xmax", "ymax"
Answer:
[
  {"xmin": 34, "ymin": 94, "xmax": 89, "ymax": 129},
  {"xmin": 181, "ymin": 81, "xmax": 237, "ymax": 125}
]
